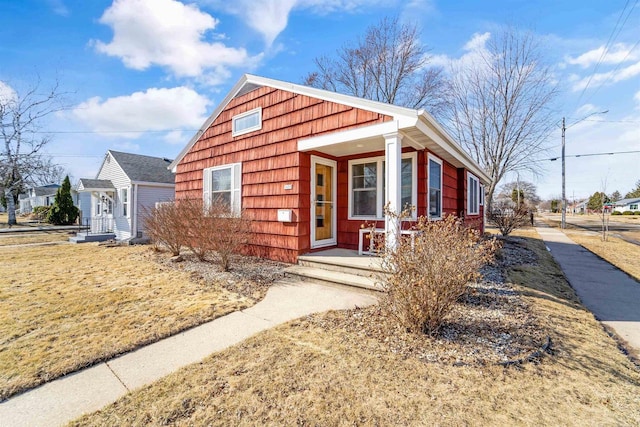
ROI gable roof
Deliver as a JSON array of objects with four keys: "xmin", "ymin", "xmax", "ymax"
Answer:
[
  {"xmin": 614, "ymin": 197, "xmax": 640, "ymax": 206},
  {"xmin": 107, "ymin": 150, "xmax": 175, "ymax": 184},
  {"xmin": 31, "ymin": 184, "xmax": 60, "ymax": 197},
  {"xmin": 168, "ymin": 74, "xmax": 491, "ymax": 184},
  {"xmin": 77, "ymin": 179, "xmax": 115, "ymax": 191}
]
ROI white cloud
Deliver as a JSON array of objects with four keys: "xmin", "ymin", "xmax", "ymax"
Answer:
[
  {"xmin": 94, "ymin": 0, "xmax": 257, "ymax": 81},
  {"xmin": 634, "ymin": 90, "xmax": 640, "ymax": 106},
  {"xmin": 71, "ymin": 86, "xmax": 211, "ymax": 138},
  {"xmin": 571, "ymin": 60, "xmax": 640, "ymax": 91},
  {"xmin": 464, "ymin": 32, "xmax": 490, "ymax": 51},
  {"xmin": 0, "ymin": 81, "xmax": 17, "ymax": 105},
  {"xmin": 565, "ymin": 43, "xmax": 639, "ymax": 68},
  {"xmin": 202, "ymin": 0, "xmax": 389, "ymax": 46}
]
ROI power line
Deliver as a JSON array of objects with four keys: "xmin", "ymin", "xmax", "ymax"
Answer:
[
  {"xmin": 574, "ymin": 0, "xmax": 638, "ymax": 108},
  {"xmin": 547, "ymin": 149, "xmax": 640, "ymax": 161}
]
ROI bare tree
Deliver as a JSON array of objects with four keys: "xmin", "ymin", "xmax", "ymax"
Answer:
[
  {"xmin": 498, "ymin": 180, "xmax": 541, "ymax": 208},
  {"xmin": 445, "ymin": 28, "xmax": 558, "ymax": 210},
  {"xmin": 0, "ymin": 78, "xmax": 68, "ymax": 224},
  {"xmin": 304, "ymin": 16, "xmax": 447, "ymax": 116}
]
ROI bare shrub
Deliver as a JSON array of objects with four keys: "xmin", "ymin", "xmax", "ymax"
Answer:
[
  {"xmin": 207, "ymin": 204, "xmax": 252, "ymax": 272},
  {"xmin": 379, "ymin": 212, "xmax": 496, "ymax": 336},
  {"xmin": 175, "ymin": 198, "xmax": 252, "ymax": 271},
  {"xmin": 178, "ymin": 198, "xmax": 213, "ymax": 261},
  {"xmin": 143, "ymin": 202, "xmax": 184, "ymax": 256},
  {"xmin": 490, "ymin": 201, "xmax": 530, "ymax": 236}
]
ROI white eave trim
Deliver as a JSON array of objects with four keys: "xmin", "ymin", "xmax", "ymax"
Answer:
[
  {"xmin": 130, "ymin": 181, "xmax": 176, "ymax": 188},
  {"xmin": 169, "ymin": 74, "xmax": 420, "ymax": 170},
  {"xmin": 298, "ymin": 121, "xmax": 401, "ymax": 152},
  {"xmin": 415, "ymin": 114, "xmax": 491, "ymax": 184}
]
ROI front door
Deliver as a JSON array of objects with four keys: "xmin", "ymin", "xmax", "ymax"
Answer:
[{"xmin": 311, "ymin": 156, "xmax": 337, "ymax": 248}]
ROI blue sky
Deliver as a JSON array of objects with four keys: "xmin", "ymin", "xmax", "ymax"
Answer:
[{"xmin": 1, "ymin": 0, "xmax": 638, "ymax": 200}]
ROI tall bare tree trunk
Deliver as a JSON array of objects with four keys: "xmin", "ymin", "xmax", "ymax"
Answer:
[{"xmin": 5, "ymin": 188, "xmax": 16, "ymax": 225}]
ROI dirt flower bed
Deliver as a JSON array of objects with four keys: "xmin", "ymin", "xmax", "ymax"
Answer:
[
  {"xmin": 308, "ymin": 236, "xmax": 547, "ymax": 366},
  {"xmin": 151, "ymin": 251, "xmax": 289, "ymax": 302}
]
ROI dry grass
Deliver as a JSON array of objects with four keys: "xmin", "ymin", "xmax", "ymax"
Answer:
[
  {"xmin": 0, "ymin": 243, "xmax": 252, "ymax": 400},
  {"xmin": 563, "ymin": 232, "xmax": 640, "ymax": 281},
  {"xmin": 74, "ymin": 229, "xmax": 640, "ymax": 426},
  {"xmin": 0, "ymin": 231, "xmax": 71, "ymax": 246}
]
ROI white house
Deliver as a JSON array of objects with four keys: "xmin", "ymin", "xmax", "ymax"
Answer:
[
  {"xmin": 613, "ymin": 197, "xmax": 640, "ymax": 213},
  {"xmin": 71, "ymin": 150, "xmax": 175, "ymax": 242},
  {"xmin": 18, "ymin": 184, "xmax": 60, "ymax": 214}
]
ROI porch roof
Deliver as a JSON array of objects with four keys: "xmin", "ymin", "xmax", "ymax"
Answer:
[
  {"xmin": 76, "ymin": 179, "xmax": 115, "ymax": 192},
  {"xmin": 298, "ymin": 118, "xmax": 492, "ymax": 184}
]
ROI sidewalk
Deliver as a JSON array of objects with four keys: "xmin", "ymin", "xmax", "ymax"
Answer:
[
  {"xmin": 535, "ymin": 222, "xmax": 640, "ymax": 355},
  {"xmin": 0, "ymin": 280, "xmax": 377, "ymax": 427}
]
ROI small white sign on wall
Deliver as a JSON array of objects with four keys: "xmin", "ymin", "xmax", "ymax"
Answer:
[{"xmin": 277, "ymin": 209, "xmax": 292, "ymax": 222}]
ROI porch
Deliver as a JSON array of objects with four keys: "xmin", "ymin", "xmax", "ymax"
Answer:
[{"xmin": 285, "ymin": 248, "xmax": 385, "ymax": 292}]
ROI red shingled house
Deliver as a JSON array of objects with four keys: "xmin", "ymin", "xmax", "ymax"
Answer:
[{"xmin": 169, "ymin": 74, "xmax": 489, "ymax": 263}]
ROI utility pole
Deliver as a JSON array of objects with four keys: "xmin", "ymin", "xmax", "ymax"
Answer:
[
  {"xmin": 559, "ymin": 110, "xmax": 608, "ymax": 230},
  {"xmin": 561, "ymin": 117, "xmax": 566, "ymax": 229}
]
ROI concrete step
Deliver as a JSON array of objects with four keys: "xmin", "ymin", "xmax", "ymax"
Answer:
[
  {"xmin": 285, "ymin": 265, "xmax": 383, "ymax": 292},
  {"xmin": 297, "ymin": 255, "xmax": 384, "ymax": 278},
  {"xmin": 69, "ymin": 233, "xmax": 116, "ymax": 243}
]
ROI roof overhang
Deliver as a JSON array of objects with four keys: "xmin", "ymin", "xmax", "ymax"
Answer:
[{"xmin": 76, "ymin": 179, "xmax": 115, "ymax": 193}]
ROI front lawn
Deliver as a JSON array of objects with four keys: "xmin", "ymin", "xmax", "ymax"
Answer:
[
  {"xmin": 0, "ymin": 243, "xmax": 284, "ymax": 401},
  {"xmin": 73, "ymin": 229, "xmax": 640, "ymax": 425},
  {"xmin": 0, "ymin": 230, "xmax": 71, "ymax": 246}
]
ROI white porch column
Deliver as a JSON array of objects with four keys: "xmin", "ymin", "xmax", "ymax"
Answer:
[{"xmin": 384, "ymin": 131, "xmax": 403, "ymax": 249}]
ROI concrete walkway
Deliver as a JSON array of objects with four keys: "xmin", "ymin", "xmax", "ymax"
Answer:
[
  {"xmin": 0, "ymin": 280, "xmax": 377, "ymax": 427},
  {"xmin": 535, "ymin": 222, "xmax": 640, "ymax": 354}
]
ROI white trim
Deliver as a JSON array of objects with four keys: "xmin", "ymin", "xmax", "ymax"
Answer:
[
  {"xmin": 310, "ymin": 156, "xmax": 337, "ymax": 249},
  {"xmin": 298, "ymin": 121, "xmax": 399, "ymax": 152},
  {"xmin": 203, "ymin": 162, "xmax": 242, "ymax": 216},
  {"xmin": 427, "ymin": 154, "xmax": 443, "ymax": 220},
  {"xmin": 414, "ymin": 118, "xmax": 491, "ymax": 184},
  {"xmin": 479, "ymin": 184, "xmax": 484, "ymax": 206},
  {"xmin": 467, "ymin": 173, "xmax": 480, "ymax": 215},
  {"xmin": 232, "ymin": 107, "xmax": 262, "ymax": 137},
  {"xmin": 120, "ymin": 187, "xmax": 130, "ymax": 218},
  {"xmin": 130, "ymin": 181, "xmax": 175, "ymax": 188},
  {"xmin": 347, "ymin": 152, "xmax": 417, "ymax": 221}
]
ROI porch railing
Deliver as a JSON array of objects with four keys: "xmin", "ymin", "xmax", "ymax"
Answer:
[{"xmin": 83, "ymin": 217, "xmax": 114, "ymax": 234}]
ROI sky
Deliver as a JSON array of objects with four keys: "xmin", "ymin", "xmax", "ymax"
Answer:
[{"xmin": 1, "ymin": 0, "xmax": 639, "ymax": 201}]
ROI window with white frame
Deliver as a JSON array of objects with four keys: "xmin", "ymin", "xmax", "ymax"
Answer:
[
  {"xmin": 479, "ymin": 184, "xmax": 484, "ymax": 206},
  {"xmin": 121, "ymin": 188, "xmax": 129, "ymax": 217},
  {"xmin": 631, "ymin": 204, "xmax": 638, "ymax": 210},
  {"xmin": 232, "ymin": 107, "xmax": 262, "ymax": 137},
  {"xmin": 468, "ymin": 173, "xmax": 479, "ymax": 215},
  {"xmin": 348, "ymin": 153, "xmax": 416, "ymax": 219},
  {"xmin": 203, "ymin": 163, "xmax": 242, "ymax": 215},
  {"xmin": 428, "ymin": 155, "xmax": 442, "ymax": 219}
]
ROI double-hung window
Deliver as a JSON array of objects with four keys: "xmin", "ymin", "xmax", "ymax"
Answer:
[
  {"xmin": 428, "ymin": 155, "xmax": 442, "ymax": 219},
  {"xmin": 121, "ymin": 188, "xmax": 129, "ymax": 217},
  {"xmin": 232, "ymin": 107, "xmax": 262, "ymax": 137},
  {"xmin": 468, "ymin": 174, "xmax": 479, "ymax": 215},
  {"xmin": 203, "ymin": 163, "xmax": 242, "ymax": 216},
  {"xmin": 349, "ymin": 152, "xmax": 417, "ymax": 219}
]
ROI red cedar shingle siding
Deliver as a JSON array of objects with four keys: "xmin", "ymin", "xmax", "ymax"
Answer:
[{"xmin": 175, "ymin": 86, "xmax": 392, "ymax": 263}]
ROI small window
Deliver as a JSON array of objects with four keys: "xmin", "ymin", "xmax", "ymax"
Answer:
[
  {"xmin": 203, "ymin": 163, "xmax": 242, "ymax": 216},
  {"xmin": 121, "ymin": 188, "xmax": 129, "ymax": 217},
  {"xmin": 428, "ymin": 155, "xmax": 442, "ymax": 219},
  {"xmin": 232, "ymin": 107, "xmax": 262, "ymax": 137},
  {"xmin": 479, "ymin": 184, "xmax": 484, "ymax": 206},
  {"xmin": 468, "ymin": 174, "xmax": 479, "ymax": 215},
  {"xmin": 630, "ymin": 204, "xmax": 638, "ymax": 210}
]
